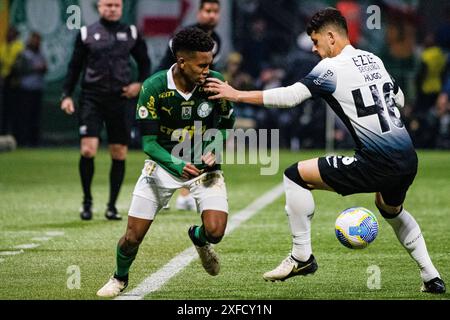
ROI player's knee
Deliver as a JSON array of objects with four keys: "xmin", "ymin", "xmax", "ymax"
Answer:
[
  {"xmin": 284, "ymin": 163, "xmax": 312, "ymax": 190},
  {"xmin": 374, "ymin": 194, "xmax": 402, "ymax": 218},
  {"xmin": 124, "ymin": 232, "xmax": 144, "ymax": 248},
  {"xmin": 81, "ymin": 148, "xmax": 96, "ymax": 158},
  {"xmin": 110, "ymin": 145, "xmax": 128, "ymax": 160},
  {"xmin": 205, "ymin": 227, "xmax": 224, "ymax": 244}
]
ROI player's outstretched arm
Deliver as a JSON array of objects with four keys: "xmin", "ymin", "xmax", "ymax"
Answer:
[
  {"xmin": 206, "ymin": 78, "xmax": 312, "ymax": 108},
  {"xmin": 206, "ymin": 78, "xmax": 264, "ymax": 105}
]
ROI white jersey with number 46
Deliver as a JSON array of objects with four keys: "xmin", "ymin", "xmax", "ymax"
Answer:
[{"xmin": 264, "ymin": 45, "xmax": 416, "ymax": 172}]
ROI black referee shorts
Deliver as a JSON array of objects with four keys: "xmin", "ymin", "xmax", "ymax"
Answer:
[
  {"xmin": 78, "ymin": 92, "xmax": 132, "ymax": 145},
  {"xmin": 318, "ymin": 154, "xmax": 417, "ymax": 207}
]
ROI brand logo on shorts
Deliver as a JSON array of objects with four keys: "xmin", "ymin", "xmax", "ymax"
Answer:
[
  {"xmin": 326, "ymin": 156, "xmax": 357, "ymax": 168},
  {"xmin": 138, "ymin": 106, "xmax": 149, "ymax": 119},
  {"xmin": 197, "ymin": 102, "xmax": 213, "ymax": 118},
  {"xmin": 79, "ymin": 125, "xmax": 88, "ymax": 135},
  {"xmin": 182, "ymin": 106, "xmax": 192, "ymax": 120}
]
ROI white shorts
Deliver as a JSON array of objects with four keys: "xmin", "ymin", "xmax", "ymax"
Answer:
[{"xmin": 128, "ymin": 160, "xmax": 229, "ymax": 220}]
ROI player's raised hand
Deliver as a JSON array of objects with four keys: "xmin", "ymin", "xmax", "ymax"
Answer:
[
  {"xmin": 182, "ymin": 163, "xmax": 202, "ymax": 180},
  {"xmin": 61, "ymin": 97, "xmax": 75, "ymax": 115},
  {"xmin": 205, "ymin": 78, "xmax": 239, "ymax": 102},
  {"xmin": 202, "ymin": 152, "xmax": 216, "ymax": 167}
]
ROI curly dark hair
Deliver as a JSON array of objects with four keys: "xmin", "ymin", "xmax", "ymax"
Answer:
[
  {"xmin": 306, "ymin": 7, "xmax": 348, "ymax": 36},
  {"xmin": 172, "ymin": 27, "xmax": 215, "ymax": 56}
]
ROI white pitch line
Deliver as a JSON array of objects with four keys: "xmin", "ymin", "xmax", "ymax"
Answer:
[
  {"xmin": 13, "ymin": 243, "xmax": 41, "ymax": 250},
  {"xmin": 31, "ymin": 237, "xmax": 52, "ymax": 242},
  {"xmin": 115, "ymin": 183, "xmax": 284, "ymax": 300},
  {"xmin": 0, "ymin": 250, "xmax": 24, "ymax": 256},
  {"xmin": 45, "ymin": 231, "xmax": 65, "ymax": 237}
]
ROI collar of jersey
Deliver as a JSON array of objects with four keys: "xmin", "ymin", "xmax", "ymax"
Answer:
[
  {"xmin": 341, "ymin": 44, "xmax": 356, "ymax": 56},
  {"xmin": 167, "ymin": 64, "xmax": 197, "ymax": 101}
]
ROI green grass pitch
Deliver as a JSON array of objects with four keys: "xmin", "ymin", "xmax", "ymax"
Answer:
[{"xmin": 0, "ymin": 149, "xmax": 449, "ymax": 300}]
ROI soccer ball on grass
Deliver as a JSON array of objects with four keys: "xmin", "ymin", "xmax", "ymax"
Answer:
[{"xmin": 335, "ymin": 207, "xmax": 378, "ymax": 249}]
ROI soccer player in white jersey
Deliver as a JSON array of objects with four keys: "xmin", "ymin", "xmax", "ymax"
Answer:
[{"xmin": 205, "ymin": 8, "xmax": 445, "ymax": 294}]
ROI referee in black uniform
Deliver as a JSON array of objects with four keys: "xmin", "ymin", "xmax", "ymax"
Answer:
[{"xmin": 60, "ymin": 0, "xmax": 151, "ymax": 221}]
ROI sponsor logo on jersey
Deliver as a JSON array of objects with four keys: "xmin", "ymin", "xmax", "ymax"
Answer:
[
  {"xmin": 94, "ymin": 33, "xmax": 101, "ymax": 41},
  {"xmin": 159, "ymin": 91, "xmax": 175, "ymax": 99},
  {"xmin": 161, "ymin": 106, "xmax": 173, "ymax": 116},
  {"xmin": 138, "ymin": 106, "xmax": 149, "ymax": 119},
  {"xmin": 116, "ymin": 32, "xmax": 128, "ymax": 41},
  {"xmin": 182, "ymin": 106, "xmax": 192, "ymax": 120},
  {"xmin": 146, "ymin": 96, "xmax": 157, "ymax": 119},
  {"xmin": 197, "ymin": 102, "xmax": 213, "ymax": 118},
  {"xmin": 160, "ymin": 124, "xmax": 207, "ymax": 140},
  {"xmin": 313, "ymin": 69, "xmax": 334, "ymax": 86}
]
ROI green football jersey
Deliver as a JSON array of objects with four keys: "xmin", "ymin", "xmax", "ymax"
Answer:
[{"xmin": 136, "ymin": 68, "xmax": 235, "ymax": 177}]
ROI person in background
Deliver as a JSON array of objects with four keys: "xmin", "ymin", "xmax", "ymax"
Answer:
[
  {"xmin": 60, "ymin": 0, "xmax": 151, "ymax": 221},
  {"xmin": 0, "ymin": 27, "xmax": 24, "ymax": 136},
  {"xmin": 14, "ymin": 32, "xmax": 47, "ymax": 147}
]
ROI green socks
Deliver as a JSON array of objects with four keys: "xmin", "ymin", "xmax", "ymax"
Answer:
[{"xmin": 115, "ymin": 245, "xmax": 138, "ymax": 279}]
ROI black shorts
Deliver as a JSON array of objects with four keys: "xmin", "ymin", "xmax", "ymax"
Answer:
[
  {"xmin": 78, "ymin": 92, "xmax": 132, "ymax": 145},
  {"xmin": 318, "ymin": 154, "xmax": 417, "ymax": 207}
]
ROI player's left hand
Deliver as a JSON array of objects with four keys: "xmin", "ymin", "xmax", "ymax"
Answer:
[
  {"xmin": 205, "ymin": 78, "xmax": 239, "ymax": 102},
  {"xmin": 202, "ymin": 152, "xmax": 216, "ymax": 167},
  {"xmin": 122, "ymin": 82, "xmax": 142, "ymax": 99}
]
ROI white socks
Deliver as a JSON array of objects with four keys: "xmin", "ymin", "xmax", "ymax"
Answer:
[
  {"xmin": 384, "ymin": 208, "xmax": 440, "ymax": 282},
  {"xmin": 283, "ymin": 171, "xmax": 439, "ymax": 281},
  {"xmin": 283, "ymin": 174, "xmax": 315, "ymax": 262}
]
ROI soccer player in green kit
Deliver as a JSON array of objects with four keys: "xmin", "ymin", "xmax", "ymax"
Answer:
[{"xmin": 97, "ymin": 27, "xmax": 235, "ymax": 298}]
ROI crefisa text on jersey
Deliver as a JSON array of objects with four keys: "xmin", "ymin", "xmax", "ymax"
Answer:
[{"xmin": 177, "ymin": 303, "xmax": 272, "ymax": 317}]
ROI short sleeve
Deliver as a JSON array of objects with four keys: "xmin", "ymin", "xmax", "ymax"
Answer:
[{"xmin": 136, "ymin": 80, "xmax": 160, "ymax": 136}]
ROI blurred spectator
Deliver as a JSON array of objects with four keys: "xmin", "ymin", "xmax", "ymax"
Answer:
[
  {"xmin": 379, "ymin": 6, "xmax": 419, "ymax": 100},
  {"xmin": 435, "ymin": 6, "xmax": 450, "ymax": 52},
  {"xmin": 336, "ymin": 0, "xmax": 362, "ymax": 46},
  {"xmin": 415, "ymin": 32, "xmax": 448, "ymax": 117},
  {"xmin": 157, "ymin": 0, "xmax": 222, "ymax": 72},
  {"xmin": 434, "ymin": 93, "xmax": 450, "ymax": 148},
  {"xmin": 0, "ymin": 26, "xmax": 24, "ymax": 135},
  {"xmin": 223, "ymin": 52, "xmax": 253, "ymax": 90},
  {"xmin": 14, "ymin": 32, "xmax": 47, "ymax": 147},
  {"xmin": 283, "ymin": 32, "xmax": 320, "ymax": 85},
  {"xmin": 422, "ymin": 93, "xmax": 450, "ymax": 149},
  {"xmin": 222, "ymin": 52, "xmax": 256, "ymax": 125},
  {"xmin": 240, "ymin": 17, "xmax": 271, "ymax": 79},
  {"xmin": 282, "ymin": 31, "xmax": 325, "ymax": 150},
  {"xmin": 254, "ymin": 67, "xmax": 287, "ymax": 148}
]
